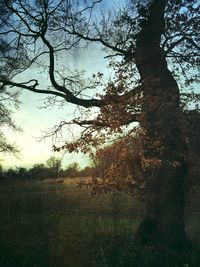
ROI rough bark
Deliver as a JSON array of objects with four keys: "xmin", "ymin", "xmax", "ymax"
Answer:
[{"xmin": 134, "ymin": 0, "xmax": 188, "ymax": 249}]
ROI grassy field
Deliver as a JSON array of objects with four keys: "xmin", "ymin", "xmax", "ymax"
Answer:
[{"xmin": 0, "ymin": 178, "xmax": 200, "ymax": 267}]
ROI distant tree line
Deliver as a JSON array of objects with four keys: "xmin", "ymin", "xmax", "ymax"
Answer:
[
  {"xmin": 0, "ymin": 156, "xmax": 98, "ymax": 180},
  {"xmin": 1, "ymin": 117, "xmax": 200, "ymax": 188}
]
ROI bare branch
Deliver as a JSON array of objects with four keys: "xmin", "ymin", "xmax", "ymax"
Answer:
[
  {"xmin": 66, "ymin": 29, "xmax": 127, "ymax": 56},
  {"xmin": 72, "ymin": 114, "xmax": 140, "ymax": 127}
]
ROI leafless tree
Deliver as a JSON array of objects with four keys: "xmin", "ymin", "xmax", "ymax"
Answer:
[{"xmin": 0, "ymin": 1, "xmax": 21, "ymax": 154}]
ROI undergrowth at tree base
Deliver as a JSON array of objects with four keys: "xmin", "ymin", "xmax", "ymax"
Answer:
[{"xmin": 84, "ymin": 232, "xmax": 200, "ymax": 267}]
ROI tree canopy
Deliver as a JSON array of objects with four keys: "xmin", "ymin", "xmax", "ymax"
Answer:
[{"xmin": 0, "ymin": 0, "xmax": 199, "ymax": 150}]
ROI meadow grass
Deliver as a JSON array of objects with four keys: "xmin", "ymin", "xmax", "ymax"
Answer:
[
  {"xmin": 0, "ymin": 178, "xmax": 200, "ymax": 267},
  {"xmin": 0, "ymin": 179, "xmax": 142, "ymax": 267}
]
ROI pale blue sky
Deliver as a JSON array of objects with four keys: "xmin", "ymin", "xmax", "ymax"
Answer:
[
  {"xmin": 2, "ymin": 43, "xmax": 109, "ymax": 169},
  {"xmin": 1, "ymin": 0, "xmax": 128, "ymax": 169}
]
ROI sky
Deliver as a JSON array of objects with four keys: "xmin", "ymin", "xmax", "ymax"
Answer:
[
  {"xmin": 1, "ymin": 44, "xmax": 109, "ymax": 170},
  {"xmin": 1, "ymin": 0, "xmax": 125, "ymax": 170},
  {"xmin": 0, "ymin": 0, "xmax": 135, "ymax": 170}
]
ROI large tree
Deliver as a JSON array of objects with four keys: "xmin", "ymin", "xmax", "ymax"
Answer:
[{"xmin": 0, "ymin": 0, "xmax": 199, "ymax": 252}]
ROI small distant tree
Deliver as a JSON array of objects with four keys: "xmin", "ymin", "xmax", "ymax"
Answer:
[
  {"xmin": 16, "ymin": 167, "xmax": 28, "ymax": 179},
  {"xmin": 29, "ymin": 163, "xmax": 48, "ymax": 180},
  {"xmin": 46, "ymin": 156, "xmax": 62, "ymax": 178},
  {"xmin": 64, "ymin": 162, "xmax": 80, "ymax": 178},
  {"xmin": 5, "ymin": 168, "xmax": 18, "ymax": 179}
]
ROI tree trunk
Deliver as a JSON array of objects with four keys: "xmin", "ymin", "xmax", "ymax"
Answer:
[{"xmin": 134, "ymin": 0, "xmax": 188, "ymax": 249}]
